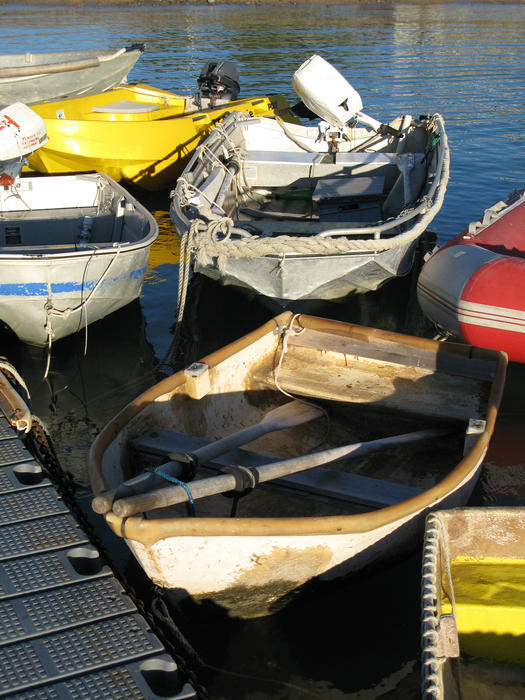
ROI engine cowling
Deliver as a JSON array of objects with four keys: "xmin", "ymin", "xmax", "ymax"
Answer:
[
  {"xmin": 0, "ymin": 102, "xmax": 48, "ymax": 186},
  {"xmin": 292, "ymin": 54, "xmax": 386, "ymax": 134}
]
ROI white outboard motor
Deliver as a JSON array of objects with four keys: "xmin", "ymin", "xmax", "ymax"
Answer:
[
  {"xmin": 0, "ymin": 102, "xmax": 48, "ymax": 187},
  {"xmin": 292, "ymin": 55, "xmax": 401, "ymax": 137}
]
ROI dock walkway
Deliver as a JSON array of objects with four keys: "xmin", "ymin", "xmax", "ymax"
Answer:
[{"xmin": 0, "ymin": 411, "xmax": 197, "ymax": 699}]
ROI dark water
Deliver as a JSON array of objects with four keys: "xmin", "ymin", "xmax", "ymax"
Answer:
[{"xmin": 1, "ymin": 3, "xmax": 525, "ymax": 698}]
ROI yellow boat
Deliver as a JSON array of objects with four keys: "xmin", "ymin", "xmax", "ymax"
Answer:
[
  {"xmin": 421, "ymin": 508, "xmax": 525, "ymax": 699},
  {"xmin": 27, "ymin": 71, "xmax": 298, "ymax": 192}
]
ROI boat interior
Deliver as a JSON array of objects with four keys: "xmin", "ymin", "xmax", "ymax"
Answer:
[
  {"xmin": 0, "ymin": 175, "xmax": 151, "ymax": 250},
  {"xmin": 31, "ymin": 83, "xmax": 252, "ymax": 122},
  {"xmin": 184, "ymin": 114, "xmax": 440, "ymax": 236},
  {"xmin": 110, "ymin": 316, "xmax": 498, "ymax": 521}
]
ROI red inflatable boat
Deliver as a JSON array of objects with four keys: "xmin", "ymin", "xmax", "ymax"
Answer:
[{"xmin": 417, "ymin": 188, "xmax": 525, "ymax": 362}]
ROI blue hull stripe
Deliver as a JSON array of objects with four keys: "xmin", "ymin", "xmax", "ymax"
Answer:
[{"xmin": 0, "ymin": 266, "xmax": 147, "ymax": 297}]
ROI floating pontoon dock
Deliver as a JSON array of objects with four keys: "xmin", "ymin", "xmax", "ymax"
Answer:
[{"xmin": 0, "ymin": 408, "xmax": 197, "ymax": 699}]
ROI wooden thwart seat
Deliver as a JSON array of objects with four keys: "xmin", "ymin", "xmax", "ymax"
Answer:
[{"xmin": 130, "ymin": 429, "xmax": 423, "ymax": 509}]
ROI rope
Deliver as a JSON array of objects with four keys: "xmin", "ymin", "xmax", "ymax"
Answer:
[
  {"xmin": 273, "ymin": 313, "xmax": 305, "ymax": 401},
  {"xmin": 43, "ymin": 245, "xmax": 123, "ymax": 379},
  {"xmin": 175, "ymin": 218, "xmax": 203, "ymax": 325},
  {"xmin": 155, "ymin": 465, "xmax": 195, "ymax": 516},
  {"xmin": 272, "ymin": 314, "xmax": 330, "ymax": 449},
  {"xmin": 275, "ymin": 115, "xmax": 319, "ymax": 153},
  {"xmin": 180, "ymin": 112, "xmax": 449, "ymax": 264},
  {"xmin": 6, "ymin": 182, "xmax": 32, "ymax": 210}
]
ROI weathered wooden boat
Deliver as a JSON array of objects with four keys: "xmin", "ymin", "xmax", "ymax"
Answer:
[
  {"xmin": 0, "ymin": 44, "xmax": 144, "ymax": 108},
  {"xmin": 88, "ymin": 310, "xmax": 506, "ymax": 619},
  {"xmin": 418, "ymin": 188, "xmax": 525, "ymax": 363},
  {"xmin": 0, "ymin": 102, "xmax": 157, "ymax": 347},
  {"xmin": 170, "ymin": 55, "xmax": 449, "ymax": 309},
  {"xmin": 26, "ymin": 61, "xmax": 298, "ymax": 192},
  {"xmin": 421, "ymin": 508, "xmax": 525, "ymax": 699}
]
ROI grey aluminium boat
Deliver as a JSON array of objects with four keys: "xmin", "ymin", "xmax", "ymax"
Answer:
[
  {"xmin": 0, "ymin": 44, "xmax": 145, "ymax": 108},
  {"xmin": 170, "ymin": 55, "xmax": 449, "ymax": 311}
]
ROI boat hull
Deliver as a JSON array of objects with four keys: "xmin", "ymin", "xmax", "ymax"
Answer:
[
  {"xmin": 0, "ymin": 46, "xmax": 144, "ymax": 107},
  {"xmin": 89, "ymin": 312, "xmax": 505, "ymax": 619},
  {"xmin": 0, "ymin": 174, "xmax": 157, "ymax": 346},
  {"xmin": 27, "ymin": 90, "xmax": 296, "ymax": 192},
  {"xmin": 111, "ymin": 468, "xmax": 480, "ymax": 618},
  {"xmin": 417, "ymin": 190, "xmax": 525, "ymax": 362},
  {"xmin": 171, "ymin": 110, "xmax": 449, "ymax": 306},
  {"xmin": 194, "ymin": 236, "xmax": 417, "ymax": 304},
  {"xmin": 0, "ymin": 249, "xmax": 150, "ymax": 346}
]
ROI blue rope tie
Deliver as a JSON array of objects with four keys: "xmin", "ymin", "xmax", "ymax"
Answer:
[{"xmin": 155, "ymin": 466, "xmax": 195, "ymax": 516}]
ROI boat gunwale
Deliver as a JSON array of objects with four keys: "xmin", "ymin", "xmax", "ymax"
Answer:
[
  {"xmin": 88, "ymin": 311, "xmax": 507, "ymax": 543},
  {"xmin": 0, "ymin": 45, "xmax": 143, "ymax": 71},
  {"xmin": 442, "ymin": 187, "xmax": 525, "ymax": 252},
  {"xmin": 30, "ymin": 89, "xmax": 287, "ymax": 126}
]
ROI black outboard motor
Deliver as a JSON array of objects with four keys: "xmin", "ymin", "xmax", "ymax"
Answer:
[{"xmin": 197, "ymin": 61, "xmax": 240, "ymax": 105}]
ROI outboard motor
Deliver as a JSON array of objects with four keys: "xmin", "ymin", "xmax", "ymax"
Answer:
[
  {"xmin": 197, "ymin": 61, "xmax": 240, "ymax": 106},
  {"xmin": 0, "ymin": 102, "xmax": 47, "ymax": 188},
  {"xmin": 292, "ymin": 55, "xmax": 402, "ymax": 141}
]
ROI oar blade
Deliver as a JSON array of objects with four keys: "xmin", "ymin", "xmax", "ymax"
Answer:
[{"xmin": 261, "ymin": 400, "xmax": 324, "ymax": 431}]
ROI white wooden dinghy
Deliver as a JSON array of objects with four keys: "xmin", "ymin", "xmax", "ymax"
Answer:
[
  {"xmin": 421, "ymin": 508, "xmax": 525, "ymax": 699},
  {"xmin": 0, "ymin": 44, "xmax": 144, "ymax": 108},
  {"xmin": 171, "ymin": 55, "xmax": 449, "ymax": 309},
  {"xmin": 0, "ymin": 102, "xmax": 157, "ymax": 347},
  {"xmin": 88, "ymin": 311, "xmax": 506, "ymax": 619}
]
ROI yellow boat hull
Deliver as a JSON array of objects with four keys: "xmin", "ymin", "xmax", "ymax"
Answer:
[
  {"xmin": 27, "ymin": 84, "xmax": 298, "ymax": 191},
  {"xmin": 422, "ymin": 508, "xmax": 525, "ymax": 699}
]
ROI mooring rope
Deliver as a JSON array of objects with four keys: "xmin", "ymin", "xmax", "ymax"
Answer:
[{"xmin": 43, "ymin": 245, "xmax": 123, "ymax": 378}]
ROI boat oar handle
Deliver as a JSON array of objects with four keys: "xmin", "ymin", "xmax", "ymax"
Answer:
[
  {"xmin": 91, "ymin": 460, "xmax": 183, "ymax": 514},
  {"xmin": 91, "ymin": 400, "xmax": 323, "ymax": 515},
  {"xmin": 112, "ymin": 428, "xmax": 449, "ymax": 518}
]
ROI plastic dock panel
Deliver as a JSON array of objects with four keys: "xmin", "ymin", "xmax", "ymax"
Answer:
[{"xmin": 0, "ymin": 416, "xmax": 197, "ymax": 699}]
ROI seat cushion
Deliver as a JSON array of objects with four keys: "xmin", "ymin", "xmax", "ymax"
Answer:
[{"xmin": 92, "ymin": 100, "xmax": 159, "ymax": 114}]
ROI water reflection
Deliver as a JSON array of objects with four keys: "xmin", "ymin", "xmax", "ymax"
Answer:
[{"xmin": 0, "ymin": 300, "xmax": 158, "ymax": 485}]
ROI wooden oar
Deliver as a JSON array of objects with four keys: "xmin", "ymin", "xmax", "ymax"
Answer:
[
  {"xmin": 92, "ymin": 400, "xmax": 323, "ymax": 514},
  {"xmin": 172, "ymin": 400, "xmax": 324, "ymax": 466},
  {"xmin": 111, "ymin": 427, "xmax": 449, "ymax": 518},
  {"xmin": 91, "ymin": 461, "xmax": 183, "ymax": 515}
]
